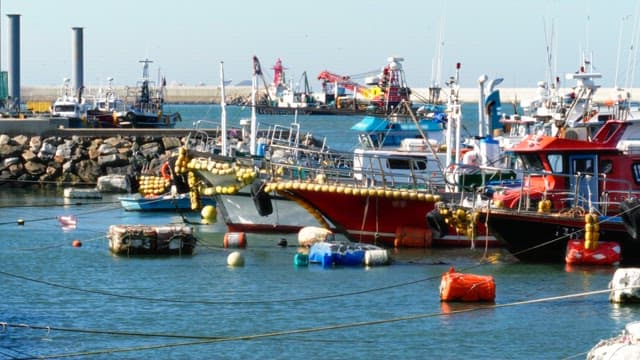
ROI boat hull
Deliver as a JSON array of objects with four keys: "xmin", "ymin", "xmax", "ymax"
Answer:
[
  {"xmin": 275, "ymin": 188, "xmax": 497, "ymax": 248},
  {"xmin": 479, "ymin": 209, "xmax": 640, "ymax": 264},
  {"xmin": 120, "ymin": 194, "xmax": 216, "ymax": 211},
  {"xmin": 215, "ymin": 192, "xmax": 335, "ymax": 234}
]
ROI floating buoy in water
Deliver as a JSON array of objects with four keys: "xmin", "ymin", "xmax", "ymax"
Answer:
[
  {"xmin": 297, "ymin": 226, "xmax": 333, "ymax": 247},
  {"xmin": 17, "ymin": 219, "xmax": 24, "ymax": 225},
  {"xmin": 294, "ymin": 252, "xmax": 309, "ymax": 266},
  {"xmin": 565, "ymin": 240, "xmax": 620, "ymax": 266},
  {"xmin": 610, "ymin": 268, "xmax": 640, "ymax": 303},
  {"xmin": 224, "ymin": 232, "xmax": 247, "ymax": 248},
  {"xmin": 277, "ymin": 238, "xmax": 288, "ymax": 247},
  {"xmin": 440, "ymin": 267, "xmax": 496, "ymax": 302},
  {"xmin": 364, "ymin": 249, "xmax": 390, "ymax": 266},
  {"xmin": 72, "ymin": 240, "xmax": 82, "ymax": 247},
  {"xmin": 200, "ymin": 205, "xmax": 217, "ymax": 224},
  {"xmin": 227, "ymin": 251, "xmax": 244, "ymax": 267}
]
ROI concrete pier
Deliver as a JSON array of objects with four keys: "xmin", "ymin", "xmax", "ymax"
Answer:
[{"xmin": 19, "ymin": 85, "xmax": 636, "ymax": 105}]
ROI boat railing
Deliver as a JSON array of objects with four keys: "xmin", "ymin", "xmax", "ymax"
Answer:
[
  {"xmin": 265, "ymin": 144, "xmax": 443, "ymax": 191},
  {"xmin": 185, "ymin": 120, "xmax": 223, "ymax": 154},
  {"xmin": 488, "ymin": 170, "xmax": 637, "ymax": 215}
]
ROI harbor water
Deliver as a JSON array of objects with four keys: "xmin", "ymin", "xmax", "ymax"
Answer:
[{"xmin": 1, "ymin": 104, "xmax": 637, "ymax": 359}]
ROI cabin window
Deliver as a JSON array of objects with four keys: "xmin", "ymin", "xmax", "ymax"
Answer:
[
  {"xmin": 573, "ymin": 157, "xmax": 595, "ymax": 175},
  {"xmin": 547, "ymin": 154, "xmax": 563, "ymax": 173},
  {"xmin": 519, "ymin": 153, "xmax": 544, "ymax": 171},
  {"xmin": 387, "ymin": 158, "xmax": 427, "ymax": 170},
  {"xmin": 600, "ymin": 160, "xmax": 613, "ymax": 174},
  {"xmin": 54, "ymin": 105, "xmax": 77, "ymax": 112},
  {"xmin": 633, "ymin": 163, "xmax": 640, "ymax": 184}
]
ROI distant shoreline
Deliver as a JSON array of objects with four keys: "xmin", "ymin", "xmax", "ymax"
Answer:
[{"xmin": 19, "ymin": 85, "xmax": 636, "ymax": 104}]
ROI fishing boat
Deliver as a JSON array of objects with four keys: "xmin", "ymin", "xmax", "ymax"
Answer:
[
  {"xmin": 85, "ymin": 77, "xmax": 129, "ymax": 128},
  {"xmin": 50, "ymin": 78, "xmax": 90, "ymax": 127},
  {"xmin": 257, "ymin": 66, "xmax": 514, "ymax": 248},
  {"xmin": 175, "ymin": 63, "xmax": 515, "ymax": 248},
  {"xmin": 473, "ymin": 70, "xmax": 640, "ymax": 264},
  {"xmin": 109, "ymin": 59, "xmax": 182, "ymax": 128},
  {"xmin": 251, "ymin": 56, "xmax": 322, "ymax": 115},
  {"xmin": 119, "ymin": 192, "xmax": 216, "ymax": 211}
]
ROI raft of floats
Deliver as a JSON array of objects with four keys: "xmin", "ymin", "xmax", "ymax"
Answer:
[{"xmin": 107, "ymin": 224, "xmax": 196, "ymax": 256}]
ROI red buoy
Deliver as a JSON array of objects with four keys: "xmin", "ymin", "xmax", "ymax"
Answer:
[
  {"xmin": 223, "ymin": 232, "xmax": 247, "ymax": 248},
  {"xmin": 72, "ymin": 240, "xmax": 82, "ymax": 247},
  {"xmin": 565, "ymin": 240, "xmax": 620, "ymax": 266}
]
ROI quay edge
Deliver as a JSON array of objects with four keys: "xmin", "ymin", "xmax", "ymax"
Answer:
[{"xmin": 19, "ymin": 86, "xmax": 640, "ymax": 105}]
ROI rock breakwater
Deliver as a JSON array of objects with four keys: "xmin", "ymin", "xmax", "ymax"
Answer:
[{"xmin": 0, "ymin": 133, "xmax": 183, "ymax": 189}]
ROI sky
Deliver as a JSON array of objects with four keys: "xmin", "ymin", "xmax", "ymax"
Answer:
[{"xmin": 1, "ymin": 0, "xmax": 639, "ymax": 91}]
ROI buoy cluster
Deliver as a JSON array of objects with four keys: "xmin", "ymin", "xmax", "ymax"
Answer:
[
  {"xmin": 175, "ymin": 147, "xmax": 258, "ymax": 197},
  {"xmin": 439, "ymin": 206, "xmax": 476, "ymax": 239},
  {"xmin": 138, "ymin": 175, "xmax": 170, "ymax": 196},
  {"xmin": 263, "ymin": 180, "xmax": 441, "ymax": 202},
  {"xmin": 584, "ymin": 212, "xmax": 600, "ymax": 250}
]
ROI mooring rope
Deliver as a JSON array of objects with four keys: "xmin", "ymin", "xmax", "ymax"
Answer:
[{"xmin": 2, "ymin": 285, "xmax": 636, "ymax": 359}]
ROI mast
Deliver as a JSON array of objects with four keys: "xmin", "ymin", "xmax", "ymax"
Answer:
[
  {"xmin": 250, "ymin": 57, "xmax": 259, "ymax": 156},
  {"xmin": 477, "ymin": 74, "xmax": 488, "ymax": 137},
  {"xmin": 219, "ymin": 61, "xmax": 227, "ymax": 156}
]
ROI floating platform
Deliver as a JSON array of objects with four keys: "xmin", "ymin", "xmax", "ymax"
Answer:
[
  {"xmin": 64, "ymin": 187, "xmax": 102, "ymax": 199},
  {"xmin": 108, "ymin": 224, "xmax": 196, "ymax": 255}
]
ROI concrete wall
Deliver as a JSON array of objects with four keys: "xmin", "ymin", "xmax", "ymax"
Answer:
[{"xmin": 19, "ymin": 85, "xmax": 637, "ymax": 104}]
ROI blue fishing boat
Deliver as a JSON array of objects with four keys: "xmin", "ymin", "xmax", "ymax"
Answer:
[{"xmin": 119, "ymin": 193, "xmax": 215, "ymax": 211}]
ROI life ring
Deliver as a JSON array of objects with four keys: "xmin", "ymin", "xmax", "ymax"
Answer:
[
  {"xmin": 620, "ymin": 197, "xmax": 640, "ymax": 240},
  {"xmin": 251, "ymin": 179, "xmax": 273, "ymax": 216},
  {"xmin": 160, "ymin": 161, "xmax": 172, "ymax": 181},
  {"xmin": 426, "ymin": 209, "xmax": 448, "ymax": 239}
]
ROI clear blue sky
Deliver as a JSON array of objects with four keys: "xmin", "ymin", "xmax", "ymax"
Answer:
[{"xmin": 2, "ymin": 0, "xmax": 637, "ymax": 90}]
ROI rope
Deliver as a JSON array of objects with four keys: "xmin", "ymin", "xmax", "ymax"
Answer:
[{"xmin": 0, "ymin": 267, "xmax": 435, "ymax": 305}]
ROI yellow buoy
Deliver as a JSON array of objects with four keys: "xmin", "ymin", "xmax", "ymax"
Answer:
[{"xmin": 201, "ymin": 205, "xmax": 217, "ymax": 224}]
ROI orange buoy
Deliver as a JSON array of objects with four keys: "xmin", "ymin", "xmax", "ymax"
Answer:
[
  {"xmin": 440, "ymin": 267, "xmax": 496, "ymax": 302},
  {"xmin": 565, "ymin": 240, "xmax": 621, "ymax": 266},
  {"xmin": 394, "ymin": 226, "xmax": 432, "ymax": 248},
  {"xmin": 224, "ymin": 232, "xmax": 247, "ymax": 248},
  {"xmin": 160, "ymin": 161, "xmax": 171, "ymax": 180},
  {"xmin": 72, "ymin": 240, "xmax": 82, "ymax": 247}
]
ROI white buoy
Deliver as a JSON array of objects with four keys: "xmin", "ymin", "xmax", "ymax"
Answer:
[
  {"xmin": 610, "ymin": 268, "xmax": 640, "ymax": 303},
  {"xmin": 365, "ymin": 249, "xmax": 390, "ymax": 266},
  {"xmin": 227, "ymin": 251, "xmax": 245, "ymax": 267},
  {"xmin": 297, "ymin": 226, "xmax": 334, "ymax": 247}
]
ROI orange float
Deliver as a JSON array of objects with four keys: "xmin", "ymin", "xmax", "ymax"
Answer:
[
  {"xmin": 565, "ymin": 240, "xmax": 621, "ymax": 266},
  {"xmin": 439, "ymin": 267, "xmax": 496, "ymax": 302}
]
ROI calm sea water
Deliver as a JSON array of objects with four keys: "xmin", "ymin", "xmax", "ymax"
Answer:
[{"xmin": 0, "ymin": 104, "xmax": 637, "ymax": 359}]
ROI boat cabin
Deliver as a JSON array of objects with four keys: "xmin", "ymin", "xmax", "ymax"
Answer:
[{"xmin": 492, "ymin": 119, "xmax": 640, "ymax": 214}]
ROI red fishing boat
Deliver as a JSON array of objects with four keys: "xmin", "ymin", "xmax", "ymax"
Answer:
[{"xmin": 475, "ymin": 73, "xmax": 640, "ymax": 264}]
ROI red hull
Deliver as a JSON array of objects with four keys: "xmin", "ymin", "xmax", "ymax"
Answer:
[{"xmin": 276, "ymin": 188, "xmax": 498, "ymax": 247}]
